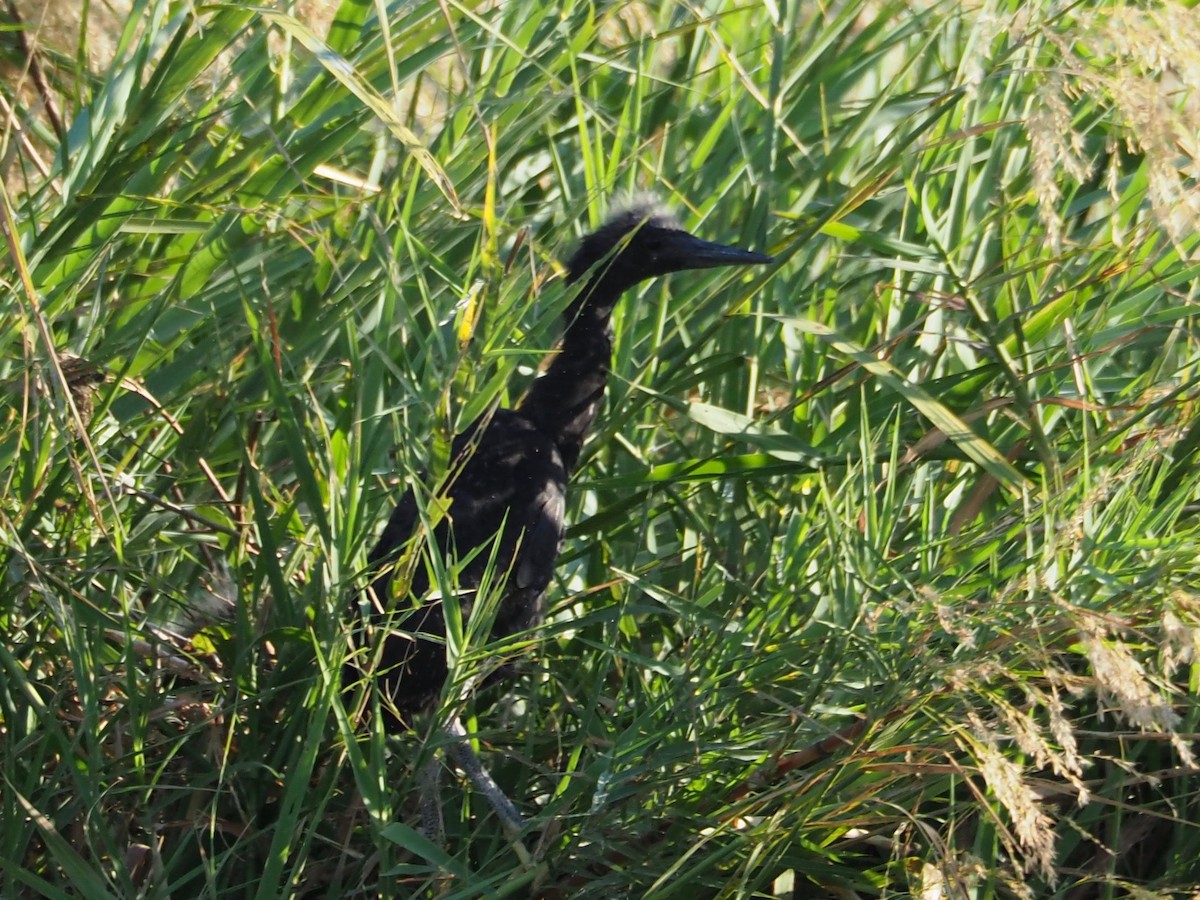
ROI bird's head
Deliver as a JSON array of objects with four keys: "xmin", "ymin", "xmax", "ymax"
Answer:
[{"xmin": 565, "ymin": 200, "xmax": 772, "ymax": 303}]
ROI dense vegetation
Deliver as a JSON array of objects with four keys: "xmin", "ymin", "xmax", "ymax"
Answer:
[{"xmin": 2, "ymin": 0, "xmax": 1198, "ymax": 896}]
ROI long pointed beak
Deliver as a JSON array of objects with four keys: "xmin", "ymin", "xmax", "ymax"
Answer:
[{"xmin": 667, "ymin": 232, "xmax": 773, "ymax": 271}]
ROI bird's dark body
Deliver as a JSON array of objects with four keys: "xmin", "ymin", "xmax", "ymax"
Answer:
[
  {"xmin": 350, "ymin": 200, "xmax": 771, "ymax": 728},
  {"xmin": 361, "ymin": 409, "xmax": 567, "ymax": 715}
]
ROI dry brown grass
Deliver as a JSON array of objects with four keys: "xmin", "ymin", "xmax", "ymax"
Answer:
[{"xmin": 1028, "ymin": 2, "xmax": 1200, "ymax": 250}]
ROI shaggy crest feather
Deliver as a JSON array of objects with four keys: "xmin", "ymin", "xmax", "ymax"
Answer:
[{"xmin": 603, "ymin": 192, "xmax": 679, "ymax": 230}]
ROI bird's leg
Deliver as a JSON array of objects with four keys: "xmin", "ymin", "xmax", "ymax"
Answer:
[
  {"xmin": 417, "ymin": 754, "xmax": 445, "ymax": 842},
  {"xmin": 443, "ymin": 715, "xmax": 528, "ymax": 837}
]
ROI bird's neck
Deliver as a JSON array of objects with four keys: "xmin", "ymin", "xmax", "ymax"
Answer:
[{"xmin": 519, "ymin": 289, "xmax": 620, "ymax": 473}]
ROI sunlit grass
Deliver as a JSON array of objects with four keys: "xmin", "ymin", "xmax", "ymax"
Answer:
[{"xmin": 1, "ymin": 0, "xmax": 1198, "ymax": 896}]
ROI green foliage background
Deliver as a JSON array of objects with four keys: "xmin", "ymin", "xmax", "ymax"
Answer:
[{"xmin": 2, "ymin": 0, "xmax": 1198, "ymax": 896}]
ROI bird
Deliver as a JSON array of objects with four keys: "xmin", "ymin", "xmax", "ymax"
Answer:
[{"xmin": 347, "ymin": 198, "xmax": 771, "ymax": 832}]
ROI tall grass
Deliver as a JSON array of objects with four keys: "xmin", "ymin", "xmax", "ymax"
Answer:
[{"xmin": 2, "ymin": 0, "xmax": 1198, "ymax": 896}]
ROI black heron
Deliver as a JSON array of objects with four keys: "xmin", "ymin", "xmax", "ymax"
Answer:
[{"xmin": 349, "ymin": 199, "xmax": 771, "ymax": 833}]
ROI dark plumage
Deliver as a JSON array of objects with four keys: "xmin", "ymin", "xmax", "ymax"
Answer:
[{"xmin": 350, "ymin": 201, "xmax": 771, "ymax": 726}]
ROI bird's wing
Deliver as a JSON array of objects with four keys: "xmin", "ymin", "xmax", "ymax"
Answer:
[
  {"xmin": 361, "ymin": 483, "xmax": 428, "ymax": 614},
  {"xmin": 367, "ymin": 485, "xmax": 420, "ymax": 567},
  {"xmin": 367, "ymin": 413, "xmax": 492, "ymax": 570},
  {"xmin": 516, "ymin": 477, "xmax": 566, "ymax": 591}
]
